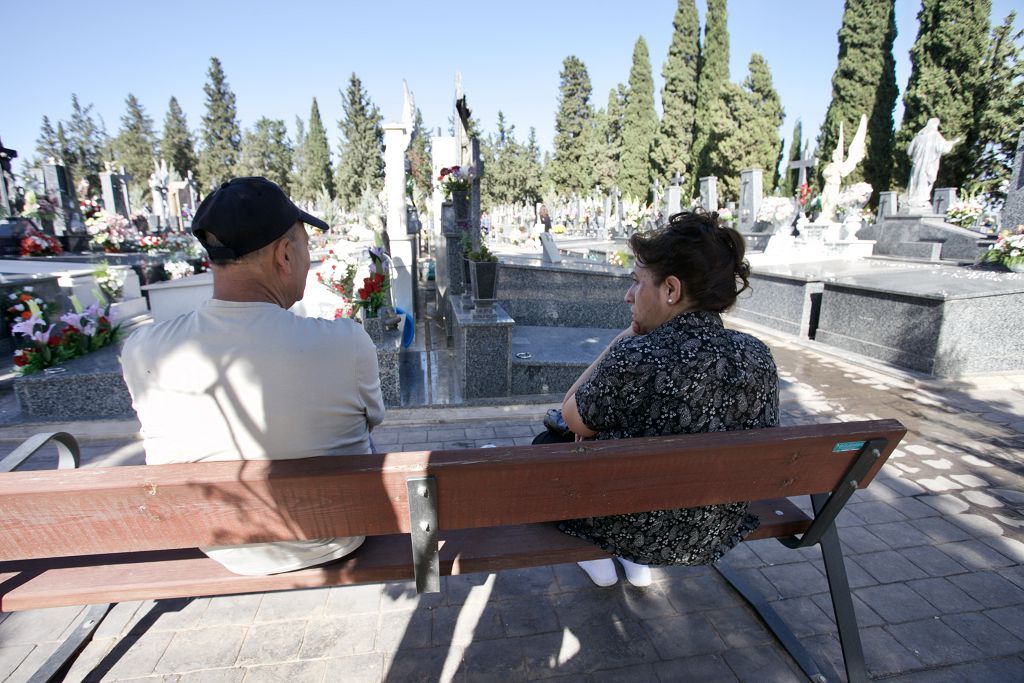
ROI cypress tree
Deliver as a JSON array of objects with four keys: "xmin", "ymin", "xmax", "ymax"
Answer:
[
  {"xmin": 743, "ymin": 54, "xmax": 785, "ymax": 191},
  {"xmin": 289, "ymin": 116, "xmax": 306, "ymax": 199},
  {"xmin": 297, "ymin": 98, "xmax": 334, "ymax": 201},
  {"xmin": 703, "ymin": 82, "xmax": 754, "ymax": 201},
  {"xmin": 408, "ymin": 107, "xmax": 434, "ymax": 207},
  {"xmin": 197, "ymin": 56, "xmax": 242, "ymax": 190},
  {"xmin": 65, "ymin": 94, "xmax": 105, "ymax": 195},
  {"xmin": 549, "ymin": 56, "xmax": 595, "ymax": 194},
  {"xmin": 335, "ymin": 73, "xmax": 383, "ymax": 211},
  {"xmin": 523, "ymin": 127, "xmax": 544, "ymax": 204},
  {"xmin": 968, "ymin": 12, "xmax": 1023, "ymax": 200},
  {"xmin": 619, "ymin": 36, "xmax": 659, "ymax": 199},
  {"xmin": 237, "ymin": 118, "xmax": 293, "ymax": 193},
  {"xmin": 652, "ymin": 0, "xmax": 701, "ymax": 185},
  {"xmin": 817, "ymin": 0, "xmax": 898, "ymax": 196},
  {"xmin": 161, "ymin": 96, "xmax": 197, "ymax": 180},
  {"xmin": 691, "ymin": 0, "xmax": 730, "ymax": 196},
  {"xmin": 896, "ymin": 0, "xmax": 991, "ymax": 190},
  {"xmin": 113, "ymin": 93, "xmax": 157, "ymax": 188},
  {"xmin": 56, "ymin": 123, "xmax": 73, "ymax": 171},
  {"xmin": 35, "ymin": 116, "xmax": 61, "ymax": 163},
  {"xmin": 780, "ymin": 119, "xmax": 804, "ymax": 197}
]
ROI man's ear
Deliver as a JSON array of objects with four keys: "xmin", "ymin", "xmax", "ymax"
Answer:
[{"xmin": 272, "ymin": 235, "xmax": 292, "ymax": 273}]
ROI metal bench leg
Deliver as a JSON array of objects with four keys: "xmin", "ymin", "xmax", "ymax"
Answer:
[
  {"xmin": 28, "ymin": 602, "xmax": 111, "ymax": 683},
  {"xmin": 715, "ymin": 562, "xmax": 831, "ymax": 682},
  {"xmin": 813, "ymin": 494, "xmax": 867, "ymax": 683}
]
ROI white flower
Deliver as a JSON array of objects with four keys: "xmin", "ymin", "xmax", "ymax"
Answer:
[{"xmin": 23, "ymin": 286, "xmax": 33, "ymax": 292}]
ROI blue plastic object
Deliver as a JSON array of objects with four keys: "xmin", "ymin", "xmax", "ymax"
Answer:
[{"xmin": 395, "ymin": 307, "xmax": 415, "ymax": 348}]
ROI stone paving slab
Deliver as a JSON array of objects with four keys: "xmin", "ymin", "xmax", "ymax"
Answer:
[{"xmin": 2, "ymin": 323, "xmax": 1023, "ymax": 681}]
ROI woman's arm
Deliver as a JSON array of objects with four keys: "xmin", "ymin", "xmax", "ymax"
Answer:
[{"xmin": 561, "ymin": 326, "xmax": 635, "ymax": 437}]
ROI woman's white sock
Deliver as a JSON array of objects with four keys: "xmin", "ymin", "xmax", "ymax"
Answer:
[
  {"xmin": 577, "ymin": 559, "xmax": 618, "ymax": 586},
  {"xmin": 617, "ymin": 557, "xmax": 652, "ymax": 587}
]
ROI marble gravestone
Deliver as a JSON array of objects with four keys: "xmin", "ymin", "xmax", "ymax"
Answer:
[
  {"xmin": 699, "ymin": 176, "xmax": 718, "ymax": 213},
  {"xmin": 877, "ymin": 192, "xmax": 898, "ymax": 219},
  {"xmin": 932, "ymin": 188, "xmax": 957, "ymax": 217},
  {"xmin": 1001, "ymin": 129, "xmax": 1024, "ymax": 230},
  {"xmin": 738, "ymin": 169, "xmax": 763, "ymax": 233},
  {"xmin": 100, "ymin": 170, "xmax": 132, "ymax": 218},
  {"xmin": 664, "ymin": 172, "xmax": 683, "ymax": 218},
  {"xmin": 539, "ymin": 232, "xmax": 561, "ymax": 263},
  {"xmin": 42, "ymin": 163, "xmax": 83, "ymax": 235}
]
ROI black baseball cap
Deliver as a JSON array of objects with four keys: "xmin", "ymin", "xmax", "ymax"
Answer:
[{"xmin": 191, "ymin": 177, "xmax": 329, "ymax": 260}]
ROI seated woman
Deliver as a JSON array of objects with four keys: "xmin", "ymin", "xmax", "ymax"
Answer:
[{"xmin": 559, "ymin": 210, "xmax": 779, "ymax": 587}]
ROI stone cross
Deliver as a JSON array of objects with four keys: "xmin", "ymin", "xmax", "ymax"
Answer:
[{"xmin": 788, "ymin": 143, "xmax": 817, "ymax": 188}]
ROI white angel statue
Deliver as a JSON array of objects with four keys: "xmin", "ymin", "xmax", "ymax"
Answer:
[{"xmin": 819, "ymin": 114, "xmax": 868, "ymax": 223}]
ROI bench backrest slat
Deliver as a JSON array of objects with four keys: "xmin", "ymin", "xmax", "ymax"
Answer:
[{"xmin": 0, "ymin": 420, "xmax": 904, "ymax": 561}]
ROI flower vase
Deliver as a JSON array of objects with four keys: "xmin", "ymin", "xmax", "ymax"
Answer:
[
  {"xmin": 361, "ymin": 312, "xmax": 386, "ymax": 344},
  {"xmin": 468, "ymin": 260, "xmax": 500, "ymax": 311},
  {"xmin": 451, "ymin": 190, "xmax": 470, "ymax": 222}
]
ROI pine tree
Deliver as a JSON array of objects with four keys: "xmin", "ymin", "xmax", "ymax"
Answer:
[
  {"xmin": 817, "ymin": 0, "xmax": 898, "ymax": 197},
  {"xmin": 296, "ymin": 98, "xmax": 334, "ymax": 201},
  {"xmin": 619, "ymin": 36, "xmax": 659, "ymax": 199},
  {"xmin": 743, "ymin": 54, "xmax": 784, "ymax": 191},
  {"xmin": 35, "ymin": 116, "xmax": 61, "ymax": 163},
  {"xmin": 968, "ymin": 12, "xmax": 1023, "ymax": 200},
  {"xmin": 237, "ymin": 118, "xmax": 293, "ymax": 192},
  {"xmin": 652, "ymin": 0, "xmax": 701, "ymax": 185},
  {"xmin": 65, "ymin": 94, "xmax": 105, "ymax": 195},
  {"xmin": 113, "ymin": 93, "xmax": 157, "ymax": 188},
  {"xmin": 896, "ymin": 0, "xmax": 991, "ymax": 190},
  {"xmin": 197, "ymin": 56, "xmax": 242, "ymax": 190},
  {"xmin": 691, "ymin": 0, "xmax": 730, "ymax": 195},
  {"xmin": 335, "ymin": 73, "xmax": 384, "ymax": 211},
  {"xmin": 780, "ymin": 119, "xmax": 804, "ymax": 197},
  {"xmin": 408, "ymin": 107, "xmax": 434, "ymax": 209},
  {"xmin": 56, "ymin": 123, "xmax": 73, "ymax": 171},
  {"xmin": 549, "ymin": 56, "xmax": 595, "ymax": 193},
  {"xmin": 161, "ymin": 96, "xmax": 197, "ymax": 179}
]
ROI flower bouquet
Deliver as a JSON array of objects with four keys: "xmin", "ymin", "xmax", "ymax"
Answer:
[
  {"xmin": 86, "ymin": 210, "xmax": 137, "ymax": 253},
  {"xmin": 93, "ymin": 262, "xmax": 124, "ymax": 302},
  {"xmin": 354, "ymin": 245, "xmax": 391, "ymax": 318},
  {"xmin": 757, "ymin": 196, "xmax": 796, "ymax": 233},
  {"xmin": 316, "ymin": 247, "xmax": 360, "ymax": 318},
  {"xmin": 23, "ymin": 191, "xmax": 59, "ymax": 224},
  {"xmin": 5, "ymin": 288, "xmax": 54, "ymax": 331},
  {"xmin": 437, "ymin": 165, "xmax": 473, "ymax": 197},
  {"xmin": 164, "ymin": 260, "xmax": 194, "ymax": 280},
  {"xmin": 19, "ymin": 229, "xmax": 63, "ymax": 257},
  {"xmin": 9, "ymin": 294, "xmax": 122, "ymax": 375},
  {"xmin": 980, "ymin": 225, "xmax": 1024, "ymax": 271},
  {"xmin": 137, "ymin": 234, "xmax": 165, "ymax": 254},
  {"xmin": 945, "ymin": 196, "xmax": 984, "ymax": 229}
]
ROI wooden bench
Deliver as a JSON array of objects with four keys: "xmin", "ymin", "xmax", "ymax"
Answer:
[{"xmin": 1, "ymin": 420, "xmax": 905, "ymax": 682}]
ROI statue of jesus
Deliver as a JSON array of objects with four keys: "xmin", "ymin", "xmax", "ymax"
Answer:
[{"xmin": 906, "ymin": 118, "xmax": 958, "ymax": 209}]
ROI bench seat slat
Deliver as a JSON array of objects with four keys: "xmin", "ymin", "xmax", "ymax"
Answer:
[
  {"xmin": 0, "ymin": 420, "xmax": 904, "ymax": 561},
  {"xmin": 0, "ymin": 499, "xmax": 809, "ymax": 611}
]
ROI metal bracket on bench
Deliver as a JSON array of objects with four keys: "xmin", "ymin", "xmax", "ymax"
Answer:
[
  {"xmin": 407, "ymin": 476, "xmax": 440, "ymax": 594},
  {"xmin": 0, "ymin": 432, "xmax": 81, "ymax": 473},
  {"xmin": 778, "ymin": 438, "xmax": 887, "ymax": 550}
]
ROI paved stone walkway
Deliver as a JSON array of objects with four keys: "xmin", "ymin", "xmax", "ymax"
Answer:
[{"xmin": 1, "ymin": 320, "xmax": 1022, "ymax": 682}]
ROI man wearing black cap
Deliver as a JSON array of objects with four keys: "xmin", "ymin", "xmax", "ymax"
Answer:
[{"xmin": 121, "ymin": 177, "xmax": 385, "ymax": 575}]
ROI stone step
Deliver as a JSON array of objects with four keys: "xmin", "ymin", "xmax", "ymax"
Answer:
[
  {"xmin": 510, "ymin": 325, "xmax": 619, "ymax": 395},
  {"xmin": 893, "ymin": 240, "xmax": 943, "ymax": 260}
]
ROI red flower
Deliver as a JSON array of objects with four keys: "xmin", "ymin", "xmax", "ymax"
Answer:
[
  {"xmin": 357, "ymin": 288, "xmax": 367, "ymax": 299},
  {"xmin": 48, "ymin": 335, "xmax": 61, "ymax": 347},
  {"xmin": 13, "ymin": 353, "xmax": 28, "ymax": 367},
  {"xmin": 20, "ymin": 311, "xmax": 31, "ymax": 320},
  {"xmin": 19, "ymin": 294, "xmax": 31, "ymax": 302}
]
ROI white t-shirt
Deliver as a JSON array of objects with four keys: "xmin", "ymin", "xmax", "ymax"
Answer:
[{"xmin": 121, "ymin": 299, "xmax": 385, "ymax": 575}]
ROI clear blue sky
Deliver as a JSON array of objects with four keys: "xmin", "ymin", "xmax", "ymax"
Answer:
[{"xmin": 2, "ymin": 0, "xmax": 1019, "ymax": 172}]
